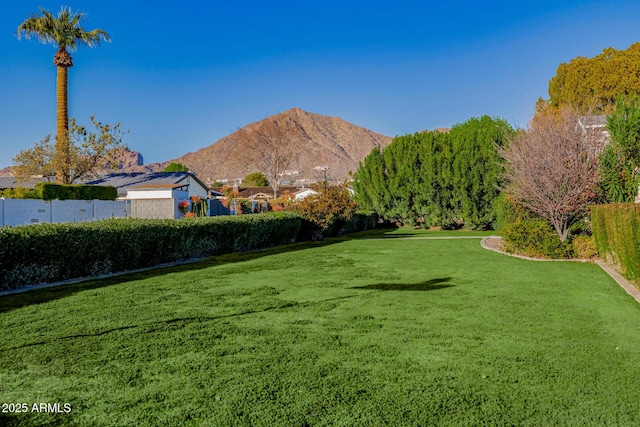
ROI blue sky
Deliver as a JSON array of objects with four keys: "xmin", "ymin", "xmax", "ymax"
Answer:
[{"xmin": 1, "ymin": 1, "xmax": 640, "ymax": 168}]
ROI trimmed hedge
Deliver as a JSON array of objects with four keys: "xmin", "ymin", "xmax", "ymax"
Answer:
[
  {"xmin": 34, "ymin": 183, "xmax": 117, "ymax": 200},
  {"xmin": 591, "ymin": 204, "xmax": 640, "ymax": 282},
  {"xmin": 0, "ymin": 212, "xmax": 302, "ymax": 290}
]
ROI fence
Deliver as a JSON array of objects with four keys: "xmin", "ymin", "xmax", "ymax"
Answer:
[
  {"xmin": 0, "ymin": 199, "xmax": 129, "ymax": 227},
  {"xmin": 0, "ymin": 198, "xmax": 232, "ymax": 227}
]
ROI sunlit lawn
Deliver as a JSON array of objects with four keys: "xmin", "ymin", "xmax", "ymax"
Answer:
[{"xmin": 1, "ymin": 229, "xmax": 639, "ymax": 426}]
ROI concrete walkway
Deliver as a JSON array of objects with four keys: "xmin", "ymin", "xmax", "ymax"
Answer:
[{"xmin": 481, "ymin": 236, "xmax": 640, "ymax": 304}]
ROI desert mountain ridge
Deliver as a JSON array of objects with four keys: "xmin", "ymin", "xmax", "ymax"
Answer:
[{"xmin": 149, "ymin": 108, "xmax": 393, "ymax": 183}]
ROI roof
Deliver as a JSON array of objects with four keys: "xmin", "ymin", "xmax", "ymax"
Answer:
[
  {"xmin": 578, "ymin": 115, "xmax": 607, "ymax": 128},
  {"xmin": 86, "ymin": 172, "xmax": 211, "ymax": 196},
  {"xmin": 0, "ymin": 176, "xmax": 50, "ymax": 190},
  {"xmin": 129, "ymin": 183, "xmax": 189, "ymax": 190}
]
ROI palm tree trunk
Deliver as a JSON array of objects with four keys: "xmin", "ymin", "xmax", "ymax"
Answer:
[{"xmin": 54, "ymin": 48, "xmax": 73, "ymax": 184}]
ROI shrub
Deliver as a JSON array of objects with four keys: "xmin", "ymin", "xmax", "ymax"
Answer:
[
  {"xmin": 337, "ymin": 211, "xmax": 377, "ymax": 235},
  {"xmin": 591, "ymin": 204, "xmax": 640, "ymax": 282},
  {"xmin": 0, "ymin": 213, "xmax": 302, "ymax": 290},
  {"xmin": 178, "ymin": 200, "xmax": 190, "ymax": 214},
  {"xmin": 492, "ymin": 193, "xmax": 529, "ymax": 231},
  {"xmin": 1, "ymin": 187, "xmax": 38, "ymax": 199},
  {"xmin": 501, "ymin": 217, "xmax": 573, "ymax": 259},
  {"xmin": 293, "ymin": 186, "xmax": 357, "ymax": 240},
  {"xmin": 571, "ymin": 235, "xmax": 598, "ymax": 259},
  {"xmin": 34, "ymin": 183, "xmax": 117, "ymax": 200}
]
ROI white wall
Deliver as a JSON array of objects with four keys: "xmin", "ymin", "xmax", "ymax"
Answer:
[
  {"xmin": 4, "ymin": 199, "xmax": 52, "ymax": 225},
  {"xmin": 52, "ymin": 200, "xmax": 94, "ymax": 223},
  {"xmin": 126, "ymin": 189, "xmax": 175, "ymax": 199},
  {"xmin": 187, "ymin": 178, "xmax": 209, "ymax": 199},
  {"xmin": 94, "ymin": 199, "xmax": 130, "ymax": 220},
  {"xmin": 1, "ymin": 199, "xmax": 128, "ymax": 227}
]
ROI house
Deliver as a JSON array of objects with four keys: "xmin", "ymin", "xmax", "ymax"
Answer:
[
  {"xmin": 85, "ymin": 172, "xmax": 225, "ymax": 219},
  {"xmin": 86, "ymin": 172, "xmax": 219, "ymax": 200},
  {"xmin": 125, "ymin": 183, "xmax": 190, "ymax": 200},
  {"xmin": 578, "ymin": 115, "xmax": 610, "ymax": 153},
  {"xmin": 293, "ymin": 188, "xmax": 318, "ymax": 201},
  {"xmin": 578, "ymin": 115, "xmax": 607, "ymax": 130},
  {"xmin": 214, "ymin": 186, "xmax": 301, "ymax": 201}
]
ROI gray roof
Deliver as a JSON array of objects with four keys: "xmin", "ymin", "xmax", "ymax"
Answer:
[
  {"xmin": 0, "ymin": 176, "xmax": 50, "ymax": 190},
  {"xmin": 86, "ymin": 172, "xmax": 212, "ymax": 196},
  {"xmin": 579, "ymin": 115, "xmax": 607, "ymax": 128}
]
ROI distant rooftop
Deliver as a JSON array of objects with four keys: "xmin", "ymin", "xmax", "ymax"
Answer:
[
  {"xmin": 578, "ymin": 115, "xmax": 607, "ymax": 128},
  {"xmin": 86, "ymin": 172, "xmax": 211, "ymax": 196},
  {"xmin": 0, "ymin": 176, "xmax": 50, "ymax": 190}
]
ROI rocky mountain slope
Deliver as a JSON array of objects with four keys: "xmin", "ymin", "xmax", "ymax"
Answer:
[{"xmin": 156, "ymin": 108, "xmax": 392, "ymax": 183}]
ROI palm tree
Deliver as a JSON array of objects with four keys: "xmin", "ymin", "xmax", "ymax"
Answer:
[{"xmin": 17, "ymin": 7, "xmax": 110, "ymax": 184}]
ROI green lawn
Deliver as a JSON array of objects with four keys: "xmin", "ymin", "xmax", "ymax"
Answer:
[{"xmin": 1, "ymin": 230, "xmax": 640, "ymax": 426}]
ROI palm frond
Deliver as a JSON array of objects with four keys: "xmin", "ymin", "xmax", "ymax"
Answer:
[{"xmin": 16, "ymin": 6, "xmax": 110, "ymax": 51}]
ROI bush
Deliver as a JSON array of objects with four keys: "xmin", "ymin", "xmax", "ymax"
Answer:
[
  {"xmin": 337, "ymin": 211, "xmax": 377, "ymax": 235},
  {"xmin": 293, "ymin": 186, "xmax": 358, "ymax": 240},
  {"xmin": 492, "ymin": 193, "xmax": 529, "ymax": 231},
  {"xmin": 34, "ymin": 183, "xmax": 117, "ymax": 200},
  {"xmin": 501, "ymin": 217, "xmax": 573, "ymax": 259},
  {"xmin": 1, "ymin": 187, "xmax": 38, "ymax": 199},
  {"xmin": 571, "ymin": 235, "xmax": 598, "ymax": 259},
  {"xmin": 0, "ymin": 212, "xmax": 302, "ymax": 290},
  {"xmin": 591, "ymin": 204, "xmax": 640, "ymax": 282}
]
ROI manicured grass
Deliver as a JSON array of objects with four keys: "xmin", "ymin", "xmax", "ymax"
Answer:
[{"xmin": 1, "ymin": 231, "xmax": 640, "ymax": 426}]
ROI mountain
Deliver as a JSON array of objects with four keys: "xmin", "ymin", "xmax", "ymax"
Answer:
[{"xmin": 154, "ymin": 108, "xmax": 392, "ymax": 183}]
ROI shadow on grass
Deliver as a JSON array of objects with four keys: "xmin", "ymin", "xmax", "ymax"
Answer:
[
  {"xmin": 0, "ymin": 238, "xmax": 348, "ymax": 315},
  {"xmin": 352, "ymin": 277, "xmax": 453, "ymax": 291}
]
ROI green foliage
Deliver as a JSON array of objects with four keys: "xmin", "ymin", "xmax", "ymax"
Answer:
[
  {"xmin": 492, "ymin": 193, "xmax": 530, "ymax": 231},
  {"xmin": 294, "ymin": 186, "xmax": 357, "ymax": 239},
  {"xmin": 501, "ymin": 217, "xmax": 573, "ymax": 259},
  {"xmin": 34, "ymin": 183, "xmax": 117, "ymax": 200},
  {"xmin": 353, "ymin": 116, "xmax": 513, "ymax": 229},
  {"xmin": 163, "ymin": 162, "xmax": 189, "ymax": 172},
  {"xmin": 548, "ymin": 42, "xmax": 640, "ymax": 114},
  {"xmin": 243, "ymin": 171, "xmax": 269, "ymax": 187},
  {"xmin": 17, "ymin": 6, "xmax": 110, "ymax": 51},
  {"xmin": 12, "ymin": 115, "xmax": 128, "ymax": 184},
  {"xmin": 591, "ymin": 204, "xmax": 640, "ymax": 282},
  {"xmin": 599, "ymin": 95, "xmax": 640, "ymax": 203},
  {"xmin": 337, "ymin": 211, "xmax": 377, "ymax": 235},
  {"xmin": 0, "ymin": 213, "xmax": 302, "ymax": 290},
  {"xmin": 189, "ymin": 197, "xmax": 208, "ymax": 217},
  {"xmin": 0, "ymin": 187, "xmax": 38, "ymax": 199},
  {"xmin": 571, "ymin": 235, "xmax": 598, "ymax": 259}
]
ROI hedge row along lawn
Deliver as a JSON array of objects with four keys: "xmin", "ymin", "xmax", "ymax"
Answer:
[
  {"xmin": 2, "ymin": 229, "xmax": 640, "ymax": 426},
  {"xmin": 0, "ymin": 213, "xmax": 302, "ymax": 290}
]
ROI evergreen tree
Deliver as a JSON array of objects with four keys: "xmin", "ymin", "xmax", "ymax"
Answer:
[
  {"xmin": 600, "ymin": 95, "xmax": 640, "ymax": 202},
  {"xmin": 353, "ymin": 116, "xmax": 512, "ymax": 229}
]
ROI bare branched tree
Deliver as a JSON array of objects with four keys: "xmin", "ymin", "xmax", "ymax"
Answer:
[
  {"xmin": 240, "ymin": 118, "xmax": 304, "ymax": 197},
  {"xmin": 501, "ymin": 107, "xmax": 603, "ymax": 241}
]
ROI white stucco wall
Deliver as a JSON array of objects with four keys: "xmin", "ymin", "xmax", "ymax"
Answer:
[{"xmin": 1, "ymin": 199, "xmax": 128, "ymax": 226}]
